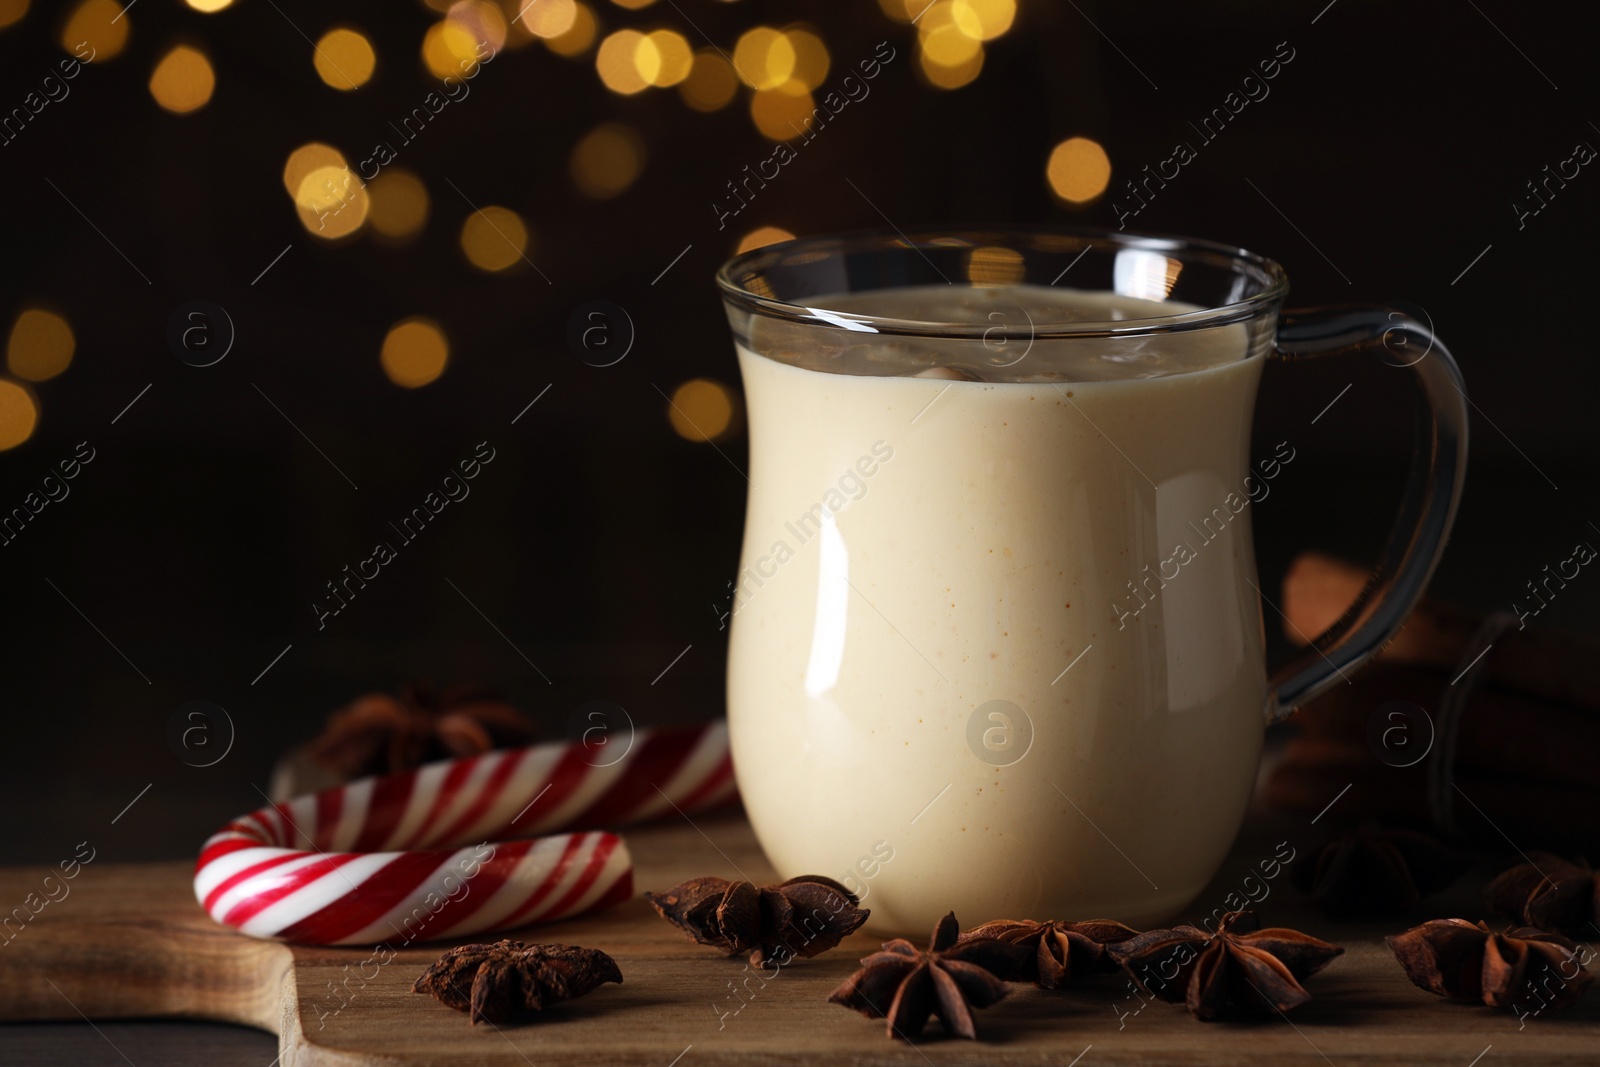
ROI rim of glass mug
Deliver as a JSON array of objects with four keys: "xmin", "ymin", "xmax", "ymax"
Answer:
[{"xmin": 715, "ymin": 227, "xmax": 1291, "ymax": 340}]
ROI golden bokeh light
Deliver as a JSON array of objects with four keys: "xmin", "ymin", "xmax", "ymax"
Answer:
[
  {"xmin": 918, "ymin": 43, "xmax": 983, "ymax": 89},
  {"xmin": 367, "ymin": 169, "xmax": 430, "ymax": 244},
  {"xmin": 542, "ymin": 1, "xmax": 595, "ymax": 55},
  {"xmin": 750, "ymin": 84, "xmax": 815, "ymax": 141},
  {"xmin": 0, "ymin": 0, "xmax": 29, "ymax": 31},
  {"xmin": 611, "ymin": 0, "xmax": 655, "ymax": 8},
  {"xmin": 295, "ymin": 165, "xmax": 369, "ymax": 239},
  {"xmin": 954, "ymin": 0, "xmax": 1015, "ymax": 40},
  {"xmin": 313, "ymin": 28, "xmax": 376, "ymax": 90},
  {"xmin": 422, "ymin": 19, "xmax": 482, "ymax": 79},
  {"xmin": 1047, "ymin": 136, "xmax": 1112, "ymax": 203},
  {"xmin": 783, "ymin": 27, "xmax": 829, "ymax": 92},
  {"xmin": 919, "ymin": 5, "xmax": 982, "ymax": 68},
  {"xmin": 679, "ymin": 48, "xmax": 737, "ymax": 111},
  {"xmin": 643, "ymin": 29, "xmax": 692, "ymax": 87},
  {"xmin": 7, "ymin": 310, "xmax": 74, "ymax": 382},
  {"xmin": 732, "ymin": 27, "xmax": 794, "ymax": 90},
  {"xmin": 282, "ymin": 143, "xmax": 347, "ymax": 198},
  {"xmin": 595, "ymin": 29, "xmax": 649, "ymax": 94},
  {"xmin": 667, "ymin": 379, "xmax": 736, "ymax": 442},
  {"xmin": 381, "ymin": 318, "xmax": 449, "ymax": 389},
  {"xmin": 62, "ymin": 0, "xmax": 129, "ymax": 61},
  {"xmin": 967, "ymin": 245, "xmax": 1025, "ymax": 286},
  {"xmin": 735, "ymin": 226, "xmax": 794, "ymax": 255},
  {"xmin": 184, "ymin": 0, "xmax": 234, "ymax": 11},
  {"xmin": 0, "ymin": 380, "xmax": 38, "ymax": 451},
  {"xmin": 876, "ymin": 0, "xmax": 923, "ymax": 23},
  {"xmin": 569, "ymin": 122, "xmax": 645, "ymax": 198},
  {"xmin": 459, "ymin": 205, "xmax": 530, "ymax": 272},
  {"xmin": 519, "ymin": 0, "xmax": 576, "ymax": 38},
  {"xmin": 148, "ymin": 45, "xmax": 215, "ymax": 114},
  {"xmin": 449, "ymin": 0, "xmax": 507, "ymax": 52}
]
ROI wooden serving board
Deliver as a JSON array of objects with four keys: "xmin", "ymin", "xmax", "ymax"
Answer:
[{"xmin": 4, "ymin": 812, "xmax": 1600, "ymax": 1065}]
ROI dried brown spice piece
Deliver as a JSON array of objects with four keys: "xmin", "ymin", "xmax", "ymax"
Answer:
[
  {"xmin": 828, "ymin": 912, "xmax": 1030, "ymax": 1041},
  {"xmin": 1293, "ymin": 825, "xmax": 1469, "ymax": 917},
  {"xmin": 1388, "ymin": 918, "xmax": 1593, "ymax": 1016},
  {"xmin": 308, "ymin": 684, "xmax": 535, "ymax": 780},
  {"xmin": 1107, "ymin": 910, "xmax": 1342, "ymax": 1021},
  {"xmin": 413, "ymin": 939, "xmax": 622, "ymax": 1025},
  {"xmin": 1484, "ymin": 852, "xmax": 1600, "ymax": 939},
  {"xmin": 645, "ymin": 874, "xmax": 870, "ymax": 967},
  {"xmin": 959, "ymin": 918, "xmax": 1138, "ymax": 988}
]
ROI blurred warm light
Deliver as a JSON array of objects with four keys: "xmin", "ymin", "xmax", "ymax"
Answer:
[
  {"xmin": 919, "ymin": 4, "xmax": 982, "ymax": 67},
  {"xmin": 750, "ymin": 84, "xmax": 815, "ymax": 141},
  {"xmin": 0, "ymin": 0, "xmax": 28, "ymax": 31},
  {"xmin": 148, "ymin": 45, "xmax": 215, "ymax": 114},
  {"xmin": 967, "ymin": 245, "xmax": 1024, "ymax": 286},
  {"xmin": 62, "ymin": 0, "xmax": 129, "ymax": 61},
  {"xmin": 7, "ymin": 310, "xmax": 74, "ymax": 382},
  {"xmin": 644, "ymin": 29, "xmax": 692, "ymax": 87},
  {"xmin": 918, "ymin": 43, "xmax": 982, "ymax": 88},
  {"xmin": 735, "ymin": 226, "xmax": 794, "ymax": 255},
  {"xmin": 0, "ymin": 380, "xmax": 37, "ymax": 451},
  {"xmin": 542, "ymin": 1, "xmax": 595, "ymax": 55},
  {"xmin": 667, "ymin": 379, "xmax": 735, "ymax": 441},
  {"xmin": 449, "ymin": 0, "xmax": 507, "ymax": 52},
  {"xmin": 1047, "ymin": 136, "xmax": 1112, "ymax": 203},
  {"xmin": 877, "ymin": 0, "xmax": 922, "ymax": 23},
  {"xmin": 954, "ymin": 0, "xmax": 1015, "ymax": 40},
  {"xmin": 282, "ymin": 142, "xmax": 347, "ymax": 198},
  {"xmin": 570, "ymin": 122, "xmax": 644, "ymax": 198},
  {"xmin": 381, "ymin": 318, "xmax": 449, "ymax": 388},
  {"xmin": 783, "ymin": 27, "xmax": 829, "ymax": 92},
  {"xmin": 313, "ymin": 28, "xmax": 376, "ymax": 90},
  {"xmin": 184, "ymin": 0, "xmax": 233, "ymax": 11},
  {"xmin": 732, "ymin": 27, "xmax": 794, "ymax": 90},
  {"xmin": 367, "ymin": 169, "xmax": 429, "ymax": 244},
  {"xmin": 422, "ymin": 19, "xmax": 482, "ymax": 78},
  {"xmin": 610, "ymin": 0, "xmax": 654, "ymax": 8},
  {"xmin": 460, "ymin": 205, "xmax": 530, "ymax": 272},
  {"xmin": 519, "ymin": 0, "xmax": 576, "ymax": 38},
  {"xmin": 595, "ymin": 29, "xmax": 650, "ymax": 94},
  {"xmin": 295, "ymin": 165, "xmax": 368, "ymax": 239},
  {"xmin": 680, "ymin": 48, "xmax": 737, "ymax": 111}
]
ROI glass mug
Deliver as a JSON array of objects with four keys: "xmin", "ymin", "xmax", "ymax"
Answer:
[{"xmin": 716, "ymin": 229, "xmax": 1467, "ymax": 931}]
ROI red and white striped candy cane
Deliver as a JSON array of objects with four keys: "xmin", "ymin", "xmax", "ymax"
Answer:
[{"xmin": 195, "ymin": 720, "xmax": 734, "ymax": 946}]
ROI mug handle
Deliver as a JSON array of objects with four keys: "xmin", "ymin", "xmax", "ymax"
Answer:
[{"xmin": 1263, "ymin": 306, "xmax": 1470, "ymax": 720}]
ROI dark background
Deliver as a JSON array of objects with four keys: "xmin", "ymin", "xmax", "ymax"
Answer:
[{"xmin": 1, "ymin": 0, "xmax": 1596, "ymax": 865}]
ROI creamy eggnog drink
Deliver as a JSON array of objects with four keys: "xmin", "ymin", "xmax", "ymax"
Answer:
[{"xmin": 719, "ymin": 233, "xmax": 1468, "ymax": 935}]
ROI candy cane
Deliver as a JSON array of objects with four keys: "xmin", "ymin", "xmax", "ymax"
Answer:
[{"xmin": 195, "ymin": 721, "xmax": 735, "ymax": 946}]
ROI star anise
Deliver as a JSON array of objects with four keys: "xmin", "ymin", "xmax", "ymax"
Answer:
[
  {"xmin": 828, "ymin": 912, "xmax": 1029, "ymax": 1041},
  {"xmin": 1293, "ymin": 825, "xmax": 1469, "ymax": 917},
  {"xmin": 306, "ymin": 683, "xmax": 536, "ymax": 780},
  {"xmin": 959, "ymin": 918, "xmax": 1138, "ymax": 988},
  {"xmin": 1106, "ymin": 910, "xmax": 1343, "ymax": 1021},
  {"xmin": 1484, "ymin": 852, "xmax": 1600, "ymax": 939},
  {"xmin": 413, "ymin": 939, "xmax": 622, "ymax": 1025},
  {"xmin": 645, "ymin": 874, "xmax": 870, "ymax": 967},
  {"xmin": 1388, "ymin": 919, "xmax": 1593, "ymax": 1015}
]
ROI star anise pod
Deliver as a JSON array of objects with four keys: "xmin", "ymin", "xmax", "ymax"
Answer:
[
  {"xmin": 1293, "ymin": 825, "xmax": 1469, "ymax": 917},
  {"xmin": 828, "ymin": 912, "xmax": 1029, "ymax": 1041},
  {"xmin": 307, "ymin": 683, "xmax": 535, "ymax": 780},
  {"xmin": 1484, "ymin": 852, "xmax": 1600, "ymax": 939},
  {"xmin": 959, "ymin": 918, "xmax": 1138, "ymax": 988},
  {"xmin": 1388, "ymin": 919, "xmax": 1593, "ymax": 1014},
  {"xmin": 1106, "ymin": 910, "xmax": 1342, "ymax": 1021},
  {"xmin": 413, "ymin": 939, "xmax": 622, "ymax": 1025},
  {"xmin": 645, "ymin": 874, "xmax": 870, "ymax": 967}
]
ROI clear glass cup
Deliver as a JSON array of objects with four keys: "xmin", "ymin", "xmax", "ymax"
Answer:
[{"xmin": 716, "ymin": 228, "xmax": 1467, "ymax": 932}]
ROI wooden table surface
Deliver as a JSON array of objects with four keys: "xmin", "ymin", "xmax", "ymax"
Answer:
[{"xmin": 2, "ymin": 810, "xmax": 1598, "ymax": 1065}]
